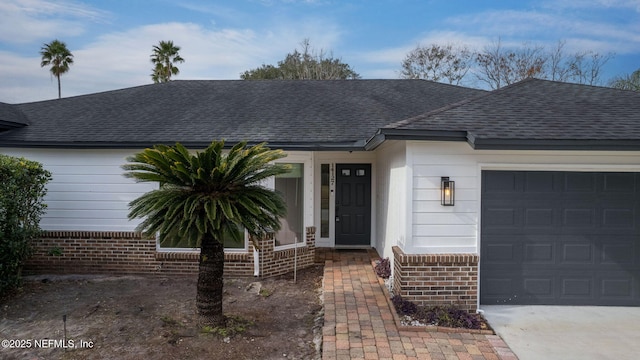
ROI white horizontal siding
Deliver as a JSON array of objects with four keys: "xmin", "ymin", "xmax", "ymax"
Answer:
[
  {"xmin": 46, "ymin": 200, "xmax": 136, "ymax": 210},
  {"xmin": 412, "ymin": 159, "xmax": 478, "ymax": 252},
  {"xmin": 374, "ymin": 141, "xmax": 407, "ymax": 260},
  {"xmin": 46, "ymin": 191, "xmax": 141, "ymax": 202},
  {"xmin": 413, "ymin": 224, "xmax": 476, "ymax": 237},
  {"xmin": 413, "ymin": 212, "xmax": 476, "ymax": 225},
  {"xmin": 406, "ymin": 141, "xmax": 640, "ymax": 255},
  {"xmin": 46, "ymin": 183, "xmax": 146, "ymax": 193},
  {"xmin": 412, "ymin": 200, "xmax": 477, "ymax": 213},
  {"xmin": 413, "ymin": 188, "xmax": 477, "ymax": 202},
  {"xmin": 44, "ymin": 209, "xmax": 131, "ymax": 219},
  {"xmin": 51, "ymin": 174, "xmax": 132, "ymax": 184},
  {"xmin": 412, "ymin": 245, "xmax": 477, "ymax": 253},
  {"xmin": 1, "ymin": 148, "xmax": 155, "ymax": 231}
]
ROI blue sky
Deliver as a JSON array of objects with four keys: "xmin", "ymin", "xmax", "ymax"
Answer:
[{"xmin": 1, "ymin": 0, "xmax": 638, "ymax": 103}]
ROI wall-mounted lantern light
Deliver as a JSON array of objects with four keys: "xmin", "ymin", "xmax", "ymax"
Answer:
[{"xmin": 441, "ymin": 177, "xmax": 455, "ymax": 206}]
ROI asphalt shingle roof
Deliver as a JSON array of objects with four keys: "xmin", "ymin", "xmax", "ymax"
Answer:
[
  {"xmin": 384, "ymin": 78, "xmax": 640, "ymax": 150},
  {"xmin": 0, "ymin": 80, "xmax": 483, "ymax": 149},
  {"xmin": 0, "ymin": 102, "xmax": 28, "ymax": 130}
]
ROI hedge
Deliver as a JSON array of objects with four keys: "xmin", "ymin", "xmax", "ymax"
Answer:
[{"xmin": 0, "ymin": 154, "xmax": 51, "ymax": 296}]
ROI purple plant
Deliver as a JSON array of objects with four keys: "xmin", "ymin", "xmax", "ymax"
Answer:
[
  {"xmin": 391, "ymin": 295, "xmax": 418, "ymax": 316},
  {"xmin": 443, "ymin": 307, "xmax": 482, "ymax": 329},
  {"xmin": 413, "ymin": 305, "xmax": 483, "ymax": 329},
  {"xmin": 374, "ymin": 258, "xmax": 391, "ymax": 279}
]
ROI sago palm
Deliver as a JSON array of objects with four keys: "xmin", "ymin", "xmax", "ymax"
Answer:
[
  {"xmin": 40, "ymin": 39, "xmax": 74, "ymax": 99},
  {"xmin": 122, "ymin": 141, "xmax": 288, "ymax": 326},
  {"xmin": 150, "ymin": 40, "xmax": 185, "ymax": 83}
]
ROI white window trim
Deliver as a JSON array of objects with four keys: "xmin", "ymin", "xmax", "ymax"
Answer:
[
  {"xmin": 273, "ymin": 152, "xmax": 314, "ymax": 250},
  {"xmin": 155, "ymin": 151, "xmax": 313, "ymax": 252}
]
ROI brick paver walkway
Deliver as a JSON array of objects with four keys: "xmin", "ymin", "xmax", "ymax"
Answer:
[{"xmin": 321, "ymin": 250, "xmax": 518, "ymax": 360}]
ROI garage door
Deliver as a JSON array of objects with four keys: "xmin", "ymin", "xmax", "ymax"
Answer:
[{"xmin": 480, "ymin": 171, "xmax": 640, "ymax": 305}]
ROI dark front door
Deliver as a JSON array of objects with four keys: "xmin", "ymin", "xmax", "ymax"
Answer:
[
  {"xmin": 481, "ymin": 170, "xmax": 640, "ymax": 306},
  {"xmin": 335, "ymin": 164, "xmax": 371, "ymax": 247}
]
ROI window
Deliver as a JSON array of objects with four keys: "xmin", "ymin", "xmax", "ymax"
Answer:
[
  {"xmin": 155, "ymin": 179, "xmax": 246, "ymax": 251},
  {"xmin": 221, "ymin": 225, "xmax": 246, "ymax": 249},
  {"xmin": 158, "ymin": 225, "xmax": 246, "ymax": 251},
  {"xmin": 157, "ymin": 153, "xmax": 311, "ymax": 252},
  {"xmin": 320, "ymin": 164, "xmax": 330, "ymax": 238},
  {"xmin": 275, "ymin": 163, "xmax": 304, "ymax": 247}
]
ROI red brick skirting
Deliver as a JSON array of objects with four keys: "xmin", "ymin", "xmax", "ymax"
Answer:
[
  {"xmin": 371, "ymin": 258, "xmax": 492, "ymax": 334},
  {"xmin": 25, "ymin": 227, "xmax": 316, "ymax": 278},
  {"xmin": 392, "ymin": 246, "xmax": 478, "ymax": 312}
]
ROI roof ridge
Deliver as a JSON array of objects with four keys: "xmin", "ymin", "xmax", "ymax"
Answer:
[
  {"xmin": 384, "ymin": 78, "xmax": 568, "ymax": 129},
  {"xmin": 384, "ymin": 89, "xmax": 492, "ymax": 129}
]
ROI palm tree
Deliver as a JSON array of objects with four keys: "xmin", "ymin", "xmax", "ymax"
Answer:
[
  {"xmin": 122, "ymin": 141, "xmax": 288, "ymax": 326},
  {"xmin": 150, "ymin": 40, "xmax": 185, "ymax": 83},
  {"xmin": 40, "ymin": 39, "xmax": 74, "ymax": 99}
]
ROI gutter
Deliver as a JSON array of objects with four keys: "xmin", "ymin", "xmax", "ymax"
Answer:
[
  {"xmin": 0, "ymin": 140, "xmax": 370, "ymax": 151},
  {"xmin": 5, "ymin": 131, "xmax": 640, "ymax": 152},
  {"xmin": 468, "ymin": 133, "xmax": 640, "ymax": 151},
  {"xmin": 366, "ymin": 128, "xmax": 640, "ymax": 151},
  {"xmin": 364, "ymin": 128, "xmax": 468, "ymax": 150}
]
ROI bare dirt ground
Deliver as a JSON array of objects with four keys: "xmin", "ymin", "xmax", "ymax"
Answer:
[{"xmin": 0, "ymin": 265, "xmax": 324, "ymax": 360}]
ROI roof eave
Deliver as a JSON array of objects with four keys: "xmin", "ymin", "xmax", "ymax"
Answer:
[
  {"xmin": 471, "ymin": 138, "xmax": 640, "ymax": 151},
  {"xmin": 365, "ymin": 128, "xmax": 468, "ymax": 150},
  {"xmin": 0, "ymin": 140, "xmax": 369, "ymax": 151},
  {"xmin": 366, "ymin": 129, "xmax": 640, "ymax": 151}
]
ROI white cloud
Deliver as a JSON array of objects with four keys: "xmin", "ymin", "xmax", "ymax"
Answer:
[
  {"xmin": 0, "ymin": 52, "xmax": 54, "ymax": 103},
  {"xmin": 542, "ymin": 0, "xmax": 640, "ymax": 12},
  {"xmin": 0, "ymin": 0, "xmax": 109, "ymax": 43},
  {"xmin": 441, "ymin": 8, "xmax": 640, "ymax": 54},
  {"xmin": 1, "ymin": 0, "xmax": 637, "ymax": 102},
  {"xmin": 354, "ymin": 31, "xmax": 490, "ymax": 71},
  {"xmin": 0, "ymin": 18, "xmax": 344, "ymax": 103},
  {"xmin": 353, "ymin": 2, "xmax": 640, "ymax": 82}
]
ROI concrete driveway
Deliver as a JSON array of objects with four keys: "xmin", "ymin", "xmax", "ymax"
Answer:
[{"xmin": 481, "ymin": 305, "xmax": 640, "ymax": 360}]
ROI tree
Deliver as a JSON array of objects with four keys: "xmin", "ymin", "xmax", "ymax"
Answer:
[
  {"xmin": 241, "ymin": 39, "xmax": 360, "ymax": 80},
  {"xmin": 150, "ymin": 40, "xmax": 185, "ymax": 83},
  {"xmin": 475, "ymin": 39, "xmax": 547, "ymax": 89},
  {"xmin": 40, "ymin": 39, "xmax": 74, "ymax": 99},
  {"xmin": 609, "ymin": 68, "xmax": 640, "ymax": 91},
  {"xmin": 400, "ymin": 43, "xmax": 472, "ymax": 85},
  {"xmin": 474, "ymin": 39, "xmax": 614, "ymax": 89},
  {"xmin": 566, "ymin": 51, "xmax": 614, "ymax": 86},
  {"xmin": 547, "ymin": 40, "xmax": 576, "ymax": 82},
  {"xmin": 122, "ymin": 141, "xmax": 288, "ymax": 326}
]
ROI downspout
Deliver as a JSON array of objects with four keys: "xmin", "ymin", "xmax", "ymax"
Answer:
[
  {"xmin": 253, "ymin": 246, "xmax": 260, "ymax": 277},
  {"xmin": 294, "ymin": 236, "xmax": 298, "ymax": 283}
]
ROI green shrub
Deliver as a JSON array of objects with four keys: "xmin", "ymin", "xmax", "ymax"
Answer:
[{"xmin": 0, "ymin": 154, "xmax": 51, "ymax": 296}]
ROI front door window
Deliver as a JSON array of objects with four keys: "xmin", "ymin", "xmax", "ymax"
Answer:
[{"xmin": 320, "ymin": 164, "xmax": 331, "ymax": 238}]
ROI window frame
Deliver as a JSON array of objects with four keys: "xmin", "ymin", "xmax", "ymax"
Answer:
[
  {"xmin": 155, "ymin": 151, "xmax": 313, "ymax": 253},
  {"xmin": 272, "ymin": 153, "xmax": 313, "ymax": 251}
]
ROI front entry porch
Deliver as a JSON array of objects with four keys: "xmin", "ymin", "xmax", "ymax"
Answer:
[
  {"xmin": 317, "ymin": 160, "xmax": 374, "ymax": 249},
  {"xmin": 335, "ymin": 163, "xmax": 372, "ymax": 247}
]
